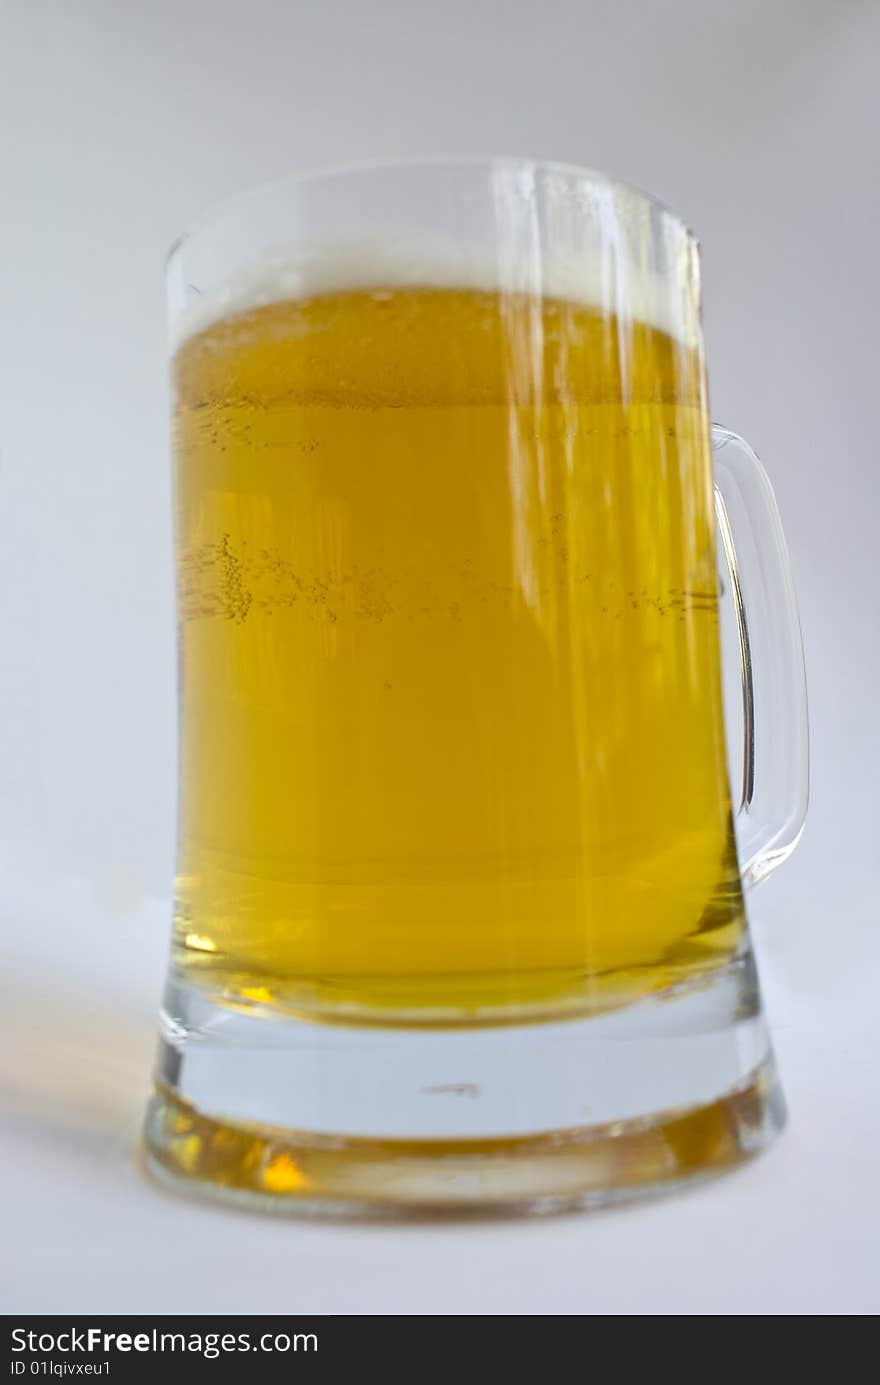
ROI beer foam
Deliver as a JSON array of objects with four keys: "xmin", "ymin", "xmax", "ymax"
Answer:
[{"xmin": 171, "ymin": 233, "xmax": 701, "ymax": 350}]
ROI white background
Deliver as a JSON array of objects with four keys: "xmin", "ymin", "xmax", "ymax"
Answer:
[{"xmin": 1, "ymin": 0, "xmax": 878, "ymax": 1314}]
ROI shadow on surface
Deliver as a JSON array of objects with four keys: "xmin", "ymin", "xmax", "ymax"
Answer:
[{"xmin": 0, "ymin": 974, "xmax": 154, "ymax": 1164}]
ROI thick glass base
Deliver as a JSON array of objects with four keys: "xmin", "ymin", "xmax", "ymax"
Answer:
[{"xmin": 143, "ymin": 954, "xmax": 785, "ymax": 1216}]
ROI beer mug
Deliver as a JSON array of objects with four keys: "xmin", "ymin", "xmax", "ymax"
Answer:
[{"xmin": 145, "ymin": 159, "xmax": 808, "ymax": 1212}]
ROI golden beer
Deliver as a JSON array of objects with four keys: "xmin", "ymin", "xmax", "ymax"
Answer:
[{"xmin": 172, "ymin": 286, "xmax": 742, "ymax": 1024}]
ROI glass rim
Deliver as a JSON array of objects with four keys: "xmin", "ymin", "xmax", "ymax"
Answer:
[{"xmin": 165, "ymin": 154, "xmax": 697, "ymax": 271}]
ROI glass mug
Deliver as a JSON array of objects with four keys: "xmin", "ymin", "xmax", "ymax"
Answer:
[{"xmin": 144, "ymin": 159, "xmax": 808, "ymax": 1213}]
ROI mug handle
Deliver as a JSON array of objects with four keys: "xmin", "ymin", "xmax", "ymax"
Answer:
[{"xmin": 712, "ymin": 425, "xmax": 809, "ymax": 889}]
